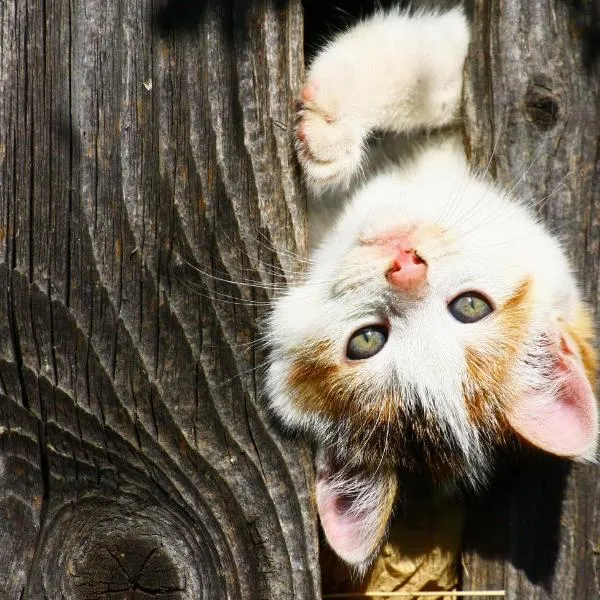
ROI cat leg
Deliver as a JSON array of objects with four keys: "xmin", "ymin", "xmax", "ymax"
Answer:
[{"xmin": 296, "ymin": 7, "xmax": 469, "ymax": 190}]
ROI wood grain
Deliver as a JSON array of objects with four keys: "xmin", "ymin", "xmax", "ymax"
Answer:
[
  {"xmin": 0, "ymin": 0, "xmax": 318, "ymax": 598},
  {"xmin": 462, "ymin": 1, "xmax": 600, "ymax": 599},
  {"xmin": 3, "ymin": 0, "xmax": 600, "ymax": 598}
]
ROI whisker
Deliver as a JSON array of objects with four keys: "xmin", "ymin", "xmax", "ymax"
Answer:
[
  {"xmin": 451, "ymin": 167, "xmax": 557, "ymax": 242},
  {"xmin": 443, "ymin": 123, "xmax": 560, "ymax": 236},
  {"xmin": 505, "ymin": 137, "xmax": 550, "ymax": 197},
  {"xmin": 203, "ymin": 332, "xmax": 272, "ymax": 351},
  {"xmin": 435, "ymin": 160, "xmax": 468, "ymax": 225},
  {"xmin": 527, "ymin": 169, "xmax": 577, "ymax": 214},
  {"xmin": 437, "ymin": 121, "xmax": 504, "ymax": 230},
  {"xmin": 182, "ymin": 258, "xmax": 291, "ymax": 291},
  {"xmin": 175, "ymin": 276, "xmax": 274, "ymax": 307},
  {"xmin": 254, "ymin": 227, "xmax": 314, "ymax": 266},
  {"xmin": 216, "ymin": 221, "xmax": 310, "ymax": 276},
  {"xmin": 458, "ymin": 165, "xmax": 579, "ymax": 242},
  {"xmin": 214, "ymin": 358, "xmax": 271, "ymax": 389}
]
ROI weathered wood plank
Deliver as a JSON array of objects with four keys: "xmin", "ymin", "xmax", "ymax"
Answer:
[
  {"xmin": 463, "ymin": 1, "xmax": 600, "ymax": 598},
  {"xmin": 0, "ymin": 0, "xmax": 318, "ymax": 598}
]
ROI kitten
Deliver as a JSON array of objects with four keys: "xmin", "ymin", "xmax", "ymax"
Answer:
[{"xmin": 265, "ymin": 6, "xmax": 598, "ymax": 568}]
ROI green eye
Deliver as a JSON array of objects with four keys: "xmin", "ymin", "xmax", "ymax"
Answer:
[
  {"xmin": 448, "ymin": 292, "xmax": 493, "ymax": 323},
  {"xmin": 346, "ymin": 325, "xmax": 388, "ymax": 360}
]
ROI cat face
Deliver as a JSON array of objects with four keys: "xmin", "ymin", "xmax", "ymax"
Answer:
[{"xmin": 266, "ymin": 149, "xmax": 597, "ymax": 566}]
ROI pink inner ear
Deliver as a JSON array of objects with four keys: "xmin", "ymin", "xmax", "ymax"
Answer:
[
  {"xmin": 315, "ymin": 462, "xmax": 396, "ymax": 566},
  {"xmin": 507, "ymin": 344, "xmax": 598, "ymax": 459},
  {"xmin": 316, "ymin": 480, "xmax": 373, "ymax": 565}
]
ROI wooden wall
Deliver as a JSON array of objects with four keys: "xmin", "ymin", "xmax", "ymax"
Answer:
[{"xmin": 0, "ymin": 0, "xmax": 598, "ymax": 598}]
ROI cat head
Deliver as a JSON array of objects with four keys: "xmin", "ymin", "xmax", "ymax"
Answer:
[{"xmin": 265, "ymin": 148, "xmax": 598, "ymax": 567}]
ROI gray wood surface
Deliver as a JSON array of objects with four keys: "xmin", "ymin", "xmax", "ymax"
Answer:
[
  {"xmin": 0, "ymin": 1, "xmax": 319, "ymax": 598},
  {"xmin": 462, "ymin": 1, "xmax": 600, "ymax": 599},
  {"xmin": 2, "ymin": 0, "xmax": 599, "ymax": 598}
]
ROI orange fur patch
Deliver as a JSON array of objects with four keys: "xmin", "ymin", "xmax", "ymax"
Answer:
[
  {"xmin": 562, "ymin": 304, "xmax": 597, "ymax": 389},
  {"xmin": 463, "ymin": 278, "xmax": 534, "ymax": 430},
  {"xmin": 288, "ymin": 342, "xmax": 403, "ymax": 468},
  {"xmin": 288, "ymin": 343, "xmax": 399, "ymax": 424},
  {"xmin": 287, "ymin": 340, "xmax": 348, "ymax": 420},
  {"xmin": 289, "ymin": 340, "xmax": 474, "ymax": 478},
  {"xmin": 497, "ymin": 277, "xmax": 535, "ymax": 352},
  {"xmin": 463, "ymin": 347, "xmax": 501, "ymax": 428}
]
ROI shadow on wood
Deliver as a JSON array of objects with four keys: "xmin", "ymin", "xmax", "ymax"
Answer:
[
  {"xmin": 154, "ymin": 0, "xmax": 292, "ymax": 36},
  {"xmin": 463, "ymin": 455, "xmax": 571, "ymax": 590}
]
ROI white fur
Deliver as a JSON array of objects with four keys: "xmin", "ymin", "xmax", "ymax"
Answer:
[
  {"xmin": 268, "ymin": 139, "xmax": 581, "ymax": 475},
  {"xmin": 265, "ymin": 5, "xmax": 595, "ymax": 565},
  {"xmin": 297, "ymin": 7, "xmax": 469, "ymax": 190}
]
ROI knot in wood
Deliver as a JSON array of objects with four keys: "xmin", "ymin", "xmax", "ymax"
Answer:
[
  {"xmin": 524, "ymin": 83, "xmax": 561, "ymax": 130},
  {"xmin": 29, "ymin": 499, "xmax": 210, "ymax": 598}
]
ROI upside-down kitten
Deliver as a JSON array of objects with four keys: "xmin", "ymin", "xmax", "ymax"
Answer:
[{"xmin": 266, "ymin": 6, "xmax": 598, "ymax": 567}]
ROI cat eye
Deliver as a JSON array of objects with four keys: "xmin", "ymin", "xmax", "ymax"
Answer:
[
  {"xmin": 448, "ymin": 292, "xmax": 493, "ymax": 323},
  {"xmin": 346, "ymin": 325, "xmax": 388, "ymax": 360}
]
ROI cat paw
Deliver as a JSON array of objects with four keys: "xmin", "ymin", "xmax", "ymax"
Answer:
[{"xmin": 294, "ymin": 81, "xmax": 365, "ymax": 190}]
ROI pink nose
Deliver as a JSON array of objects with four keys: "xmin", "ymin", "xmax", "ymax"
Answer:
[{"xmin": 386, "ymin": 247, "xmax": 427, "ymax": 290}]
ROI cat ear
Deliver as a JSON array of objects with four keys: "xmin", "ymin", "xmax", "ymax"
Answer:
[
  {"xmin": 315, "ymin": 450, "xmax": 397, "ymax": 566},
  {"xmin": 507, "ymin": 322, "xmax": 598, "ymax": 460}
]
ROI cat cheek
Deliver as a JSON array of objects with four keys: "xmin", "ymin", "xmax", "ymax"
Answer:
[{"xmin": 506, "ymin": 329, "xmax": 598, "ymax": 461}]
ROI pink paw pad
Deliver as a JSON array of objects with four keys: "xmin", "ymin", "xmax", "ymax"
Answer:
[{"xmin": 301, "ymin": 81, "xmax": 318, "ymax": 102}]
